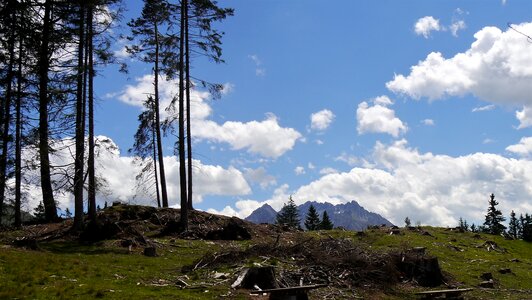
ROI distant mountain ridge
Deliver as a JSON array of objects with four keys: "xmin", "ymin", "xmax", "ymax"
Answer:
[{"xmin": 245, "ymin": 200, "xmax": 393, "ymax": 231}]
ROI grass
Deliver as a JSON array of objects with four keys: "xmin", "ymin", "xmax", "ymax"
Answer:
[
  {"xmin": 0, "ymin": 227, "xmax": 530, "ymax": 299},
  {"xmin": 0, "ymin": 239, "xmax": 230, "ymax": 299}
]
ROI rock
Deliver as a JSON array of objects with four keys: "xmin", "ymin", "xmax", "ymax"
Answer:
[
  {"xmin": 144, "ymin": 247, "xmax": 157, "ymax": 257},
  {"xmin": 421, "ymin": 231, "xmax": 433, "ymax": 237},
  {"xmin": 479, "ymin": 280, "xmax": 494, "ymax": 288},
  {"xmin": 480, "ymin": 272, "xmax": 493, "ymax": 281},
  {"xmin": 498, "ymin": 268, "xmax": 512, "ymax": 274},
  {"xmin": 356, "ymin": 231, "xmax": 367, "ymax": 237},
  {"xmin": 510, "ymin": 258, "xmax": 520, "ymax": 263}
]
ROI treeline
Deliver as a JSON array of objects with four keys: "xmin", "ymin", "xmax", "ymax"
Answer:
[
  {"xmin": 275, "ymin": 196, "xmax": 334, "ymax": 231},
  {"xmin": 458, "ymin": 194, "xmax": 532, "ymax": 242},
  {"xmin": 0, "ymin": 0, "xmax": 232, "ymax": 231}
]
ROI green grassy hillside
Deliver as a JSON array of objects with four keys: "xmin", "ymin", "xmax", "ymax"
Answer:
[{"xmin": 0, "ymin": 212, "xmax": 530, "ymax": 299}]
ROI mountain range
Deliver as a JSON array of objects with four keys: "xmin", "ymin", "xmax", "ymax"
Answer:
[{"xmin": 245, "ymin": 200, "xmax": 393, "ymax": 231}]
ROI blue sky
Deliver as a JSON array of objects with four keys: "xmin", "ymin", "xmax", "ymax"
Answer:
[{"xmin": 76, "ymin": 0, "xmax": 532, "ymax": 227}]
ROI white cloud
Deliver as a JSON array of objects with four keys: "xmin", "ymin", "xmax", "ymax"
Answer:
[
  {"xmin": 221, "ymin": 83, "xmax": 235, "ymax": 95},
  {"xmin": 116, "ymin": 75, "xmax": 301, "ymax": 158},
  {"xmin": 421, "ymin": 119, "xmax": 435, "ymax": 126},
  {"xmin": 335, "ymin": 152, "xmax": 359, "ymax": 166},
  {"xmin": 319, "ymin": 167, "xmax": 338, "ymax": 175},
  {"xmin": 310, "ymin": 109, "xmax": 335, "ymax": 131},
  {"xmin": 450, "ymin": 20, "xmax": 466, "ymax": 37},
  {"xmin": 387, "ymin": 23, "xmax": 532, "ymax": 128},
  {"xmin": 194, "ymin": 114, "xmax": 302, "ymax": 159},
  {"xmin": 356, "ymin": 96, "xmax": 408, "ymax": 137},
  {"xmin": 506, "ymin": 137, "xmax": 532, "ymax": 157},
  {"xmin": 414, "ymin": 16, "xmax": 441, "ymax": 38},
  {"xmin": 516, "ymin": 106, "xmax": 532, "ymax": 129},
  {"xmin": 244, "ymin": 167, "xmax": 277, "ymax": 189},
  {"xmin": 307, "ymin": 162, "xmax": 315, "ymax": 170},
  {"xmin": 472, "ymin": 104, "xmax": 496, "ymax": 112},
  {"xmin": 248, "ymin": 54, "xmax": 265, "ymax": 77},
  {"xmin": 19, "ymin": 136, "xmax": 252, "ymax": 212},
  {"xmin": 482, "ymin": 138, "xmax": 495, "ymax": 144},
  {"xmin": 294, "ymin": 166, "xmax": 306, "ymax": 175},
  {"xmin": 222, "ymin": 140, "xmax": 532, "ymax": 226}
]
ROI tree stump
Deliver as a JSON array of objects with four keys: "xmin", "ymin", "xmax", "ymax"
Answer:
[
  {"xmin": 232, "ymin": 267, "xmax": 278, "ymax": 290},
  {"xmin": 144, "ymin": 247, "xmax": 157, "ymax": 257}
]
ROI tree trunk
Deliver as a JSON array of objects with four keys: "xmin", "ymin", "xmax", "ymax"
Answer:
[
  {"xmin": 38, "ymin": 0, "xmax": 58, "ymax": 222},
  {"xmin": 152, "ymin": 111, "xmax": 161, "ymax": 208},
  {"xmin": 14, "ymin": 10, "xmax": 24, "ymax": 228},
  {"xmin": 185, "ymin": 1, "xmax": 193, "ymax": 210},
  {"xmin": 179, "ymin": 0, "xmax": 189, "ymax": 230},
  {"xmin": 73, "ymin": 2, "xmax": 86, "ymax": 230},
  {"xmin": 153, "ymin": 21, "xmax": 169, "ymax": 208},
  {"xmin": 0, "ymin": 0, "xmax": 16, "ymax": 225},
  {"xmin": 87, "ymin": 3, "xmax": 96, "ymax": 222}
]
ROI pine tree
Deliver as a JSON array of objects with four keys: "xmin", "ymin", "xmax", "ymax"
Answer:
[
  {"xmin": 320, "ymin": 211, "xmax": 334, "ymax": 230},
  {"xmin": 34, "ymin": 202, "xmax": 46, "ymax": 222},
  {"xmin": 126, "ymin": 0, "xmax": 178, "ymax": 208},
  {"xmin": 470, "ymin": 223, "xmax": 477, "ymax": 233},
  {"xmin": 483, "ymin": 193, "xmax": 506, "ymax": 235},
  {"xmin": 508, "ymin": 210, "xmax": 519, "ymax": 239},
  {"xmin": 458, "ymin": 217, "xmax": 469, "ymax": 231},
  {"xmin": 522, "ymin": 213, "xmax": 532, "ymax": 242},
  {"xmin": 276, "ymin": 196, "xmax": 300, "ymax": 229},
  {"xmin": 404, "ymin": 216, "xmax": 411, "ymax": 227},
  {"xmin": 304, "ymin": 204, "xmax": 321, "ymax": 231},
  {"xmin": 65, "ymin": 208, "xmax": 72, "ymax": 219}
]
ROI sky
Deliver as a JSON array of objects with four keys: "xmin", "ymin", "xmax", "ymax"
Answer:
[{"xmin": 38, "ymin": 0, "xmax": 532, "ymax": 227}]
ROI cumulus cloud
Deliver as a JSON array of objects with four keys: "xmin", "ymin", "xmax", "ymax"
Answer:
[
  {"xmin": 356, "ymin": 96, "xmax": 408, "ymax": 137},
  {"xmin": 319, "ymin": 167, "xmax": 338, "ymax": 175},
  {"xmin": 20, "ymin": 136, "xmax": 251, "ymax": 212},
  {"xmin": 516, "ymin": 106, "xmax": 532, "ymax": 129},
  {"xmin": 220, "ymin": 140, "xmax": 532, "ymax": 227},
  {"xmin": 194, "ymin": 114, "xmax": 302, "ymax": 159},
  {"xmin": 506, "ymin": 137, "xmax": 532, "ymax": 157},
  {"xmin": 117, "ymin": 75, "xmax": 301, "ymax": 158},
  {"xmin": 243, "ymin": 167, "xmax": 277, "ymax": 189},
  {"xmin": 414, "ymin": 16, "xmax": 441, "ymax": 38},
  {"xmin": 387, "ymin": 23, "xmax": 532, "ymax": 128},
  {"xmin": 310, "ymin": 109, "xmax": 335, "ymax": 131}
]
